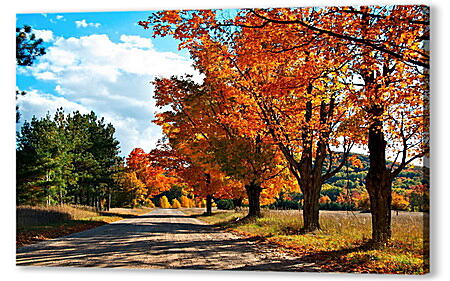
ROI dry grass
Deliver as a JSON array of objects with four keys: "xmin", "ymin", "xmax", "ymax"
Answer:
[
  {"xmin": 189, "ymin": 209, "xmax": 429, "ymax": 274},
  {"xmin": 17, "ymin": 205, "xmax": 154, "ymax": 228},
  {"xmin": 16, "ymin": 205, "xmax": 152, "ymax": 247},
  {"xmin": 17, "ymin": 205, "xmax": 99, "ymax": 228}
]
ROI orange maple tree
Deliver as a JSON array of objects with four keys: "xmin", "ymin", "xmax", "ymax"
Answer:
[
  {"xmin": 153, "ymin": 76, "xmax": 290, "ymax": 217},
  {"xmin": 126, "ymin": 148, "xmax": 178, "ymax": 200},
  {"xmin": 139, "ymin": 5, "xmax": 429, "ymax": 244},
  {"xmin": 143, "ymin": 8, "xmax": 359, "ymax": 229}
]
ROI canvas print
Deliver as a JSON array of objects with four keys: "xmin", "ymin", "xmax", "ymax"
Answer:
[{"xmin": 16, "ymin": 5, "xmax": 430, "ymax": 274}]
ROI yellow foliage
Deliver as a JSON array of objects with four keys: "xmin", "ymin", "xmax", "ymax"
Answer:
[
  {"xmin": 392, "ymin": 192, "xmax": 410, "ymax": 211},
  {"xmin": 171, "ymin": 198, "xmax": 182, "ymax": 208},
  {"xmin": 355, "ymin": 192, "xmax": 370, "ymax": 210},
  {"xmin": 180, "ymin": 196, "xmax": 192, "ymax": 208},
  {"xmin": 196, "ymin": 198, "xmax": 206, "ymax": 208},
  {"xmin": 189, "ymin": 198, "xmax": 195, "ymax": 208},
  {"xmin": 159, "ymin": 196, "xmax": 171, "ymax": 208},
  {"xmin": 147, "ymin": 201, "xmax": 156, "ymax": 208}
]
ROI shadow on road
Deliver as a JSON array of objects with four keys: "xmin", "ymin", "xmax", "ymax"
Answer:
[{"xmin": 16, "ymin": 210, "xmax": 320, "ymax": 271}]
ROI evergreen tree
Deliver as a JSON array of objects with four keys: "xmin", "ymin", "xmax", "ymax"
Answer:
[{"xmin": 16, "ymin": 109, "xmax": 121, "ymax": 208}]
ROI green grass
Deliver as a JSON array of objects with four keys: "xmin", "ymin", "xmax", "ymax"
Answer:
[{"xmin": 187, "ymin": 209, "xmax": 429, "ymax": 274}]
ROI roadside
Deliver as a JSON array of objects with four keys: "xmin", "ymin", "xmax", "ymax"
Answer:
[
  {"xmin": 16, "ymin": 208, "xmax": 321, "ymax": 271},
  {"xmin": 183, "ymin": 208, "xmax": 429, "ymax": 274},
  {"xmin": 16, "ymin": 205, "xmax": 152, "ymax": 248}
]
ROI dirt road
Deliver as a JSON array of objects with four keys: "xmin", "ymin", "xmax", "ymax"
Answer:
[{"xmin": 16, "ymin": 208, "xmax": 319, "ymax": 271}]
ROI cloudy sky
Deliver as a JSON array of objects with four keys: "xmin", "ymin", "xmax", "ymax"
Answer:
[{"xmin": 16, "ymin": 11, "xmax": 200, "ymax": 157}]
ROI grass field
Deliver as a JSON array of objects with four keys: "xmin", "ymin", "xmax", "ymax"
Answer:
[
  {"xmin": 16, "ymin": 205, "xmax": 152, "ymax": 248},
  {"xmin": 186, "ymin": 208, "xmax": 429, "ymax": 274}
]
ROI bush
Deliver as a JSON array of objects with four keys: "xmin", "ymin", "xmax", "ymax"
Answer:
[
  {"xmin": 269, "ymin": 200, "xmax": 301, "ymax": 210},
  {"xmin": 159, "ymin": 196, "xmax": 171, "ymax": 208},
  {"xmin": 180, "ymin": 196, "xmax": 191, "ymax": 208},
  {"xmin": 216, "ymin": 199, "xmax": 235, "ymax": 210},
  {"xmin": 171, "ymin": 199, "xmax": 181, "ymax": 208}
]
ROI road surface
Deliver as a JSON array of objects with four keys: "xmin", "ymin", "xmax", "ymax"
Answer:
[{"xmin": 16, "ymin": 208, "xmax": 319, "ymax": 271}]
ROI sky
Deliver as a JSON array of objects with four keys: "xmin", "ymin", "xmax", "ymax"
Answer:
[
  {"xmin": 15, "ymin": 8, "xmax": 427, "ymax": 165},
  {"xmin": 16, "ymin": 11, "xmax": 200, "ymax": 157}
]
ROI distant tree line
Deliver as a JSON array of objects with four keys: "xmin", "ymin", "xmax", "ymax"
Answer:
[
  {"xmin": 215, "ymin": 153, "xmax": 429, "ymax": 212},
  {"xmin": 16, "ymin": 109, "xmax": 122, "ymax": 210}
]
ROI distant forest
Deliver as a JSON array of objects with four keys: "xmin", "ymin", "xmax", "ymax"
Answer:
[{"xmin": 262, "ymin": 153, "xmax": 429, "ymax": 212}]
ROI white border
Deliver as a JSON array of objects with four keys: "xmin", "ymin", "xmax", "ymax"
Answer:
[{"xmin": 2, "ymin": 1, "xmax": 449, "ymax": 280}]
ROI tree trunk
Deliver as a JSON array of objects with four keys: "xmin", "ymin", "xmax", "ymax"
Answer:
[
  {"xmin": 245, "ymin": 182, "xmax": 262, "ymax": 218},
  {"xmin": 205, "ymin": 195, "xmax": 213, "ymax": 216},
  {"xmin": 107, "ymin": 192, "xmax": 111, "ymax": 211},
  {"xmin": 366, "ymin": 114, "xmax": 392, "ymax": 247},
  {"xmin": 301, "ymin": 180, "xmax": 322, "ymax": 232},
  {"xmin": 366, "ymin": 178, "xmax": 392, "ymax": 246}
]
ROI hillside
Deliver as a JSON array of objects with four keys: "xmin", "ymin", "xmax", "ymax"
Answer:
[{"xmin": 265, "ymin": 153, "xmax": 429, "ymax": 212}]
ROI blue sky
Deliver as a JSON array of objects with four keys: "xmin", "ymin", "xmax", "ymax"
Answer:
[{"xmin": 16, "ymin": 11, "xmax": 199, "ymax": 157}]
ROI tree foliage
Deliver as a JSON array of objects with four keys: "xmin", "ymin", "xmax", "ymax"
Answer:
[
  {"xmin": 140, "ymin": 5, "xmax": 429, "ymax": 244},
  {"xmin": 16, "ymin": 109, "xmax": 122, "ymax": 210},
  {"xmin": 16, "ymin": 25, "xmax": 46, "ymax": 66},
  {"xmin": 16, "ymin": 25, "xmax": 47, "ymax": 122},
  {"xmin": 159, "ymin": 196, "xmax": 171, "ymax": 208}
]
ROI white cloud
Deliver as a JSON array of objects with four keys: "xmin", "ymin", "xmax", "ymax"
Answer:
[
  {"xmin": 33, "ymin": 29, "xmax": 54, "ymax": 42},
  {"xmin": 34, "ymin": 71, "xmax": 57, "ymax": 80},
  {"xmin": 17, "ymin": 90, "xmax": 89, "ymax": 120},
  {"xmin": 75, "ymin": 19, "xmax": 101, "ymax": 28},
  {"xmin": 22, "ymin": 33, "xmax": 201, "ymax": 156},
  {"xmin": 120, "ymin": 35, "xmax": 153, "ymax": 49},
  {"xmin": 16, "ymin": 89, "xmax": 162, "ymax": 157}
]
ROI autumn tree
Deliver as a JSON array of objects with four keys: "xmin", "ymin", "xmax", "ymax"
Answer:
[
  {"xmin": 159, "ymin": 196, "xmax": 171, "ymax": 208},
  {"xmin": 153, "ymin": 76, "xmax": 288, "ymax": 218},
  {"xmin": 171, "ymin": 198, "xmax": 182, "ymax": 208},
  {"xmin": 217, "ymin": 5, "xmax": 429, "ymax": 242},
  {"xmin": 180, "ymin": 195, "xmax": 192, "ymax": 208},
  {"xmin": 146, "ymin": 144, "xmax": 228, "ymax": 215},
  {"xmin": 126, "ymin": 148, "xmax": 178, "ymax": 201},
  {"xmin": 319, "ymin": 195, "xmax": 331, "ymax": 204},
  {"xmin": 142, "ymin": 8, "xmax": 358, "ymax": 230},
  {"xmin": 354, "ymin": 191, "xmax": 371, "ymax": 211},
  {"xmin": 391, "ymin": 192, "xmax": 409, "ymax": 214},
  {"xmin": 141, "ymin": 6, "xmax": 429, "ymax": 239},
  {"xmin": 117, "ymin": 171, "xmax": 149, "ymax": 208},
  {"xmin": 340, "ymin": 6, "xmax": 429, "ymax": 245},
  {"xmin": 409, "ymin": 184, "xmax": 429, "ymax": 212}
]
